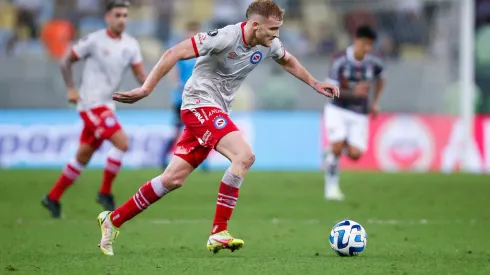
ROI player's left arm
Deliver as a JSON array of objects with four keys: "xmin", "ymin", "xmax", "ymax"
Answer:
[
  {"xmin": 272, "ymin": 39, "xmax": 339, "ymax": 98},
  {"xmin": 130, "ymin": 42, "xmax": 147, "ymax": 84},
  {"xmin": 373, "ymin": 77, "xmax": 385, "ymax": 104}
]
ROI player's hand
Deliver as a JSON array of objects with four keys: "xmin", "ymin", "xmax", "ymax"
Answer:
[
  {"xmin": 313, "ymin": 82, "xmax": 340, "ymax": 98},
  {"xmin": 112, "ymin": 87, "xmax": 148, "ymax": 104},
  {"xmin": 353, "ymin": 82, "xmax": 370, "ymax": 98},
  {"xmin": 370, "ymin": 102, "xmax": 380, "ymax": 118},
  {"xmin": 67, "ymin": 88, "xmax": 79, "ymax": 104}
]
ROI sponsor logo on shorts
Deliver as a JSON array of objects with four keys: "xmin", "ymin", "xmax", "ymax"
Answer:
[
  {"xmin": 202, "ymin": 130, "xmax": 212, "ymax": 144},
  {"xmin": 250, "ymin": 51, "xmax": 263, "ymax": 65},
  {"xmin": 213, "ymin": 116, "xmax": 228, "ymax": 129},
  {"xmin": 94, "ymin": 127, "xmax": 104, "ymax": 139},
  {"xmin": 191, "ymin": 108, "xmax": 205, "ymax": 124},
  {"xmin": 200, "ymin": 109, "xmax": 209, "ymax": 121},
  {"xmin": 208, "ymin": 108, "xmax": 226, "ymax": 117}
]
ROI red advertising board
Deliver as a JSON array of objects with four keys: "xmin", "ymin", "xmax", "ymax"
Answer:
[{"xmin": 321, "ymin": 113, "xmax": 486, "ymax": 172}]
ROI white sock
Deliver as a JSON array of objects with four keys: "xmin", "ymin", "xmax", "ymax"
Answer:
[{"xmin": 325, "ymin": 152, "xmax": 339, "ymax": 191}]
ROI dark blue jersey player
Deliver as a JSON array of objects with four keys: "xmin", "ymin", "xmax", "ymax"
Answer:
[{"xmin": 323, "ymin": 25, "xmax": 385, "ymax": 200}]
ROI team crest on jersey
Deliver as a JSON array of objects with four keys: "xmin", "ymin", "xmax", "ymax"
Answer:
[
  {"xmin": 213, "ymin": 116, "xmax": 228, "ymax": 129},
  {"xmin": 207, "ymin": 29, "xmax": 218, "ymax": 36},
  {"xmin": 250, "ymin": 51, "xmax": 263, "ymax": 65}
]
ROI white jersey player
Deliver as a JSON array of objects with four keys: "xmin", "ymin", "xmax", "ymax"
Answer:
[
  {"xmin": 323, "ymin": 25, "xmax": 385, "ymax": 200},
  {"xmin": 97, "ymin": 0, "xmax": 339, "ymax": 256},
  {"xmin": 42, "ymin": 0, "xmax": 146, "ymax": 218}
]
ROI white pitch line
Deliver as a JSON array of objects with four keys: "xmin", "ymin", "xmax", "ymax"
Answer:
[{"xmin": 11, "ymin": 218, "xmax": 485, "ymax": 226}]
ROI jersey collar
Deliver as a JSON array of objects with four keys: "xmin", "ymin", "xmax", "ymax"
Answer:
[
  {"xmin": 106, "ymin": 28, "xmax": 122, "ymax": 40},
  {"xmin": 241, "ymin": 22, "xmax": 250, "ymax": 47}
]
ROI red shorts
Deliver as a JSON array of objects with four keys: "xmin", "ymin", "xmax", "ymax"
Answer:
[
  {"xmin": 174, "ymin": 107, "xmax": 239, "ymax": 167},
  {"xmin": 78, "ymin": 106, "xmax": 122, "ymax": 149}
]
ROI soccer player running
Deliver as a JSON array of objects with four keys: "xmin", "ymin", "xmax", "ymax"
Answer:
[
  {"xmin": 97, "ymin": 0, "xmax": 339, "ymax": 256},
  {"xmin": 161, "ymin": 21, "xmax": 209, "ymax": 171},
  {"xmin": 323, "ymin": 25, "xmax": 385, "ymax": 200},
  {"xmin": 42, "ymin": 0, "xmax": 146, "ymax": 218}
]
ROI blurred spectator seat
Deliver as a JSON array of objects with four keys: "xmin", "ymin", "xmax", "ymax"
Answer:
[
  {"xmin": 0, "ymin": 2, "xmax": 15, "ymax": 50},
  {"xmin": 0, "ymin": 2, "xmax": 15, "ymax": 29},
  {"xmin": 78, "ymin": 16, "xmax": 105, "ymax": 37},
  {"xmin": 126, "ymin": 5, "xmax": 156, "ymax": 37}
]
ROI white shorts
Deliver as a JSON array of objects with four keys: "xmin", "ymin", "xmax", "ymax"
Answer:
[{"xmin": 324, "ymin": 103, "xmax": 369, "ymax": 152}]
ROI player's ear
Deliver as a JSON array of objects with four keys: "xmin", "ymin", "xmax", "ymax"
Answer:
[
  {"xmin": 251, "ymin": 21, "xmax": 259, "ymax": 30},
  {"xmin": 104, "ymin": 12, "xmax": 110, "ymax": 23}
]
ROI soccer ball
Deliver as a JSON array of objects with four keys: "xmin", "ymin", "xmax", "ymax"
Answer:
[{"xmin": 329, "ymin": 220, "xmax": 367, "ymax": 256}]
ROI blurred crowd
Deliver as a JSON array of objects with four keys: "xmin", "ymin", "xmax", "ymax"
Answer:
[{"xmin": 0, "ymin": 0, "xmax": 457, "ymax": 61}]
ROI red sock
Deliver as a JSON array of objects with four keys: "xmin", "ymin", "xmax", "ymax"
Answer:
[
  {"xmin": 100, "ymin": 148, "xmax": 124, "ymax": 195},
  {"xmin": 110, "ymin": 176, "xmax": 168, "ymax": 228},
  {"xmin": 48, "ymin": 160, "xmax": 84, "ymax": 201},
  {"xmin": 100, "ymin": 158, "xmax": 121, "ymax": 194},
  {"xmin": 211, "ymin": 170, "xmax": 243, "ymax": 234}
]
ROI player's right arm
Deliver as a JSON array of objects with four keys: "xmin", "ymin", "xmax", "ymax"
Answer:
[
  {"xmin": 59, "ymin": 35, "xmax": 93, "ymax": 103},
  {"xmin": 59, "ymin": 51, "xmax": 79, "ymax": 103},
  {"xmin": 112, "ymin": 39, "xmax": 197, "ymax": 103},
  {"xmin": 113, "ymin": 28, "xmax": 231, "ymax": 104},
  {"xmin": 170, "ymin": 61, "xmax": 182, "ymax": 89}
]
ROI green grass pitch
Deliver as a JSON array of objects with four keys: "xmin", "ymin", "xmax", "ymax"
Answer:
[{"xmin": 0, "ymin": 169, "xmax": 489, "ymax": 274}]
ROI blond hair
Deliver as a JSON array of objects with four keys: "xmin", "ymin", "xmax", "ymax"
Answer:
[{"xmin": 246, "ymin": 0, "xmax": 285, "ymax": 21}]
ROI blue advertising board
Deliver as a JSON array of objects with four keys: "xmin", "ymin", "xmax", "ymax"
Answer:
[{"xmin": 0, "ymin": 110, "xmax": 322, "ymax": 170}]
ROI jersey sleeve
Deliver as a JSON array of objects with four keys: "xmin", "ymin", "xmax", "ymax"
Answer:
[
  {"xmin": 71, "ymin": 35, "xmax": 94, "ymax": 60},
  {"xmin": 373, "ymin": 58, "xmax": 385, "ymax": 79},
  {"xmin": 131, "ymin": 41, "xmax": 143, "ymax": 65},
  {"xmin": 270, "ymin": 38, "xmax": 286, "ymax": 61},
  {"xmin": 191, "ymin": 28, "xmax": 232, "ymax": 57}
]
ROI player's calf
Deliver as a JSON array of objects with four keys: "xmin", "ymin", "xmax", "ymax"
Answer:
[
  {"xmin": 210, "ymin": 131, "xmax": 254, "ymax": 237},
  {"xmin": 108, "ymin": 156, "xmax": 194, "ymax": 228},
  {"xmin": 324, "ymin": 141, "xmax": 345, "ymax": 201},
  {"xmin": 43, "ymin": 143, "xmax": 95, "ymax": 218},
  {"xmin": 98, "ymin": 131, "xmax": 130, "ymax": 210},
  {"xmin": 161, "ymin": 156, "xmax": 195, "ymax": 190}
]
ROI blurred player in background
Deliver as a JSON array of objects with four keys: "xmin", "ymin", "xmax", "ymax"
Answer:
[
  {"xmin": 97, "ymin": 0, "xmax": 339, "ymax": 256},
  {"xmin": 162, "ymin": 21, "xmax": 209, "ymax": 172},
  {"xmin": 42, "ymin": 0, "xmax": 146, "ymax": 218},
  {"xmin": 323, "ymin": 25, "xmax": 385, "ymax": 200}
]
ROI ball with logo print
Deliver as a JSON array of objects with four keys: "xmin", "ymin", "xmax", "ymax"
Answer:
[{"xmin": 329, "ymin": 220, "xmax": 367, "ymax": 256}]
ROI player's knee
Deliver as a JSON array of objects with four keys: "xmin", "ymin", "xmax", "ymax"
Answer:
[
  {"xmin": 110, "ymin": 131, "xmax": 130, "ymax": 152},
  {"xmin": 347, "ymin": 147, "xmax": 362, "ymax": 161},
  {"xmin": 331, "ymin": 142, "xmax": 345, "ymax": 156},
  {"xmin": 75, "ymin": 155, "xmax": 91, "ymax": 166},
  {"xmin": 116, "ymin": 142, "xmax": 129, "ymax": 152},
  {"xmin": 234, "ymin": 150, "xmax": 255, "ymax": 170},
  {"xmin": 76, "ymin": 145, "xmax": 95, "ymax": 165}
]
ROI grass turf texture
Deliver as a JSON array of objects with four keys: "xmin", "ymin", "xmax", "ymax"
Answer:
[{"xmin": 0, "ymin": 170, "xmax": 489, "ymax": 274}]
